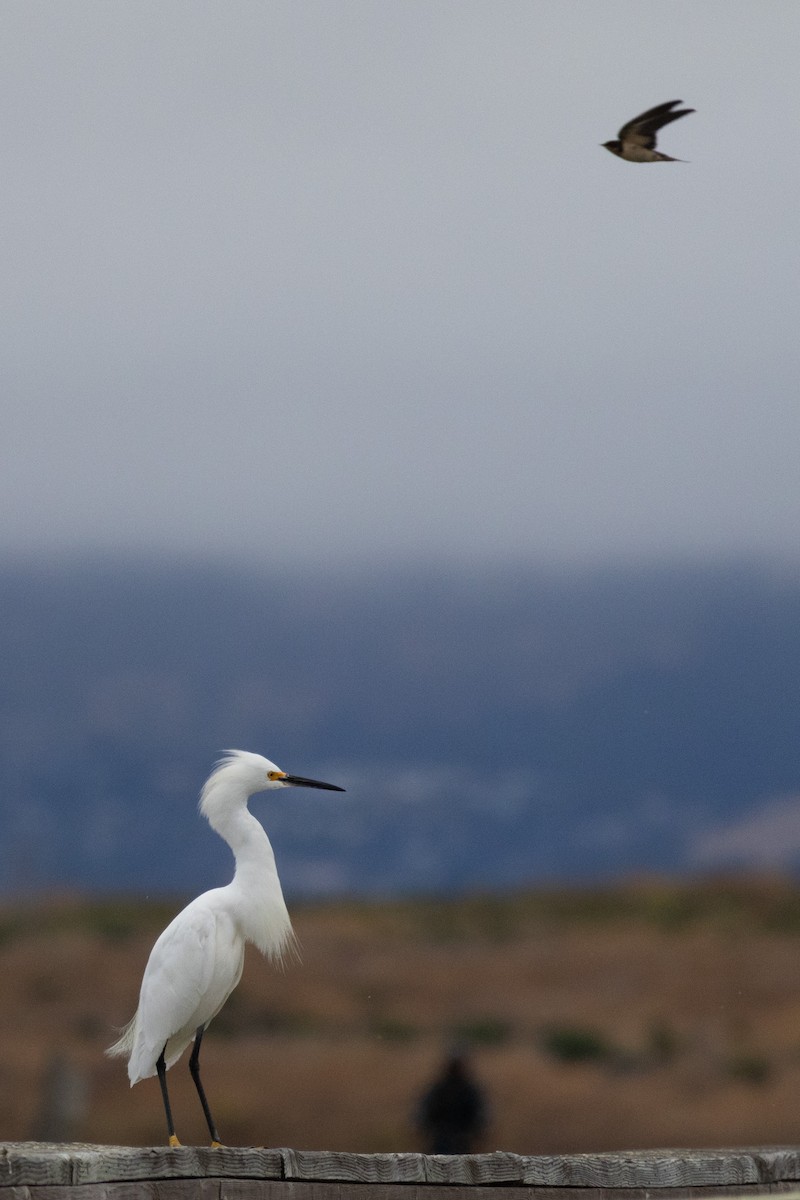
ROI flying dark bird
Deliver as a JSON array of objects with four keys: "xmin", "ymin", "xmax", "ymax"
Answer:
[{"xmin": 602, "ymin": 100, "xmax": 694, "ymax": 162}]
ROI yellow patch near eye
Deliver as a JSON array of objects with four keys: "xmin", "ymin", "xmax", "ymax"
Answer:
[{"xmin": 267, "ymin": 770, "xmax": 286, "ymax": 781}]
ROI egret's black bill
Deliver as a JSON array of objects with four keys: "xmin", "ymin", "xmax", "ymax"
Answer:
[{"xmin": 283, "ymin": 774, "xmax": 345, "ymax": 792}]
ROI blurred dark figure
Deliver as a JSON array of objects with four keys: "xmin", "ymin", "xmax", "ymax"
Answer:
[{"xmin": 415, "ymin": 1050, "xmax": 487, "ymax": 1153}]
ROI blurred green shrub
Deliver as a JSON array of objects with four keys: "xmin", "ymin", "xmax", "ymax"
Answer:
[
  {"xmin": 726, "ymin": 1053, "xmax": 771, "ymax": 1084},
  {"xmin": 454, "ymin": 1017, "xmax": 513, "ymax": 1045},
  {"xmin": 369, "ymin": 1017, "xmax": 419, "ymax": 1042},
  {"xmin": 540, "ymin": 1024, "xmax": 611, "ymax": 1063}
]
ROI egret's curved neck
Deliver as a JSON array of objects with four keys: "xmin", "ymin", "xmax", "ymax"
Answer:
[
  {"xmin": 203, "ymin": 787, "xmax": 292, "ymax": 957},
  {"xmin": 206, "ymin": 792, "xmax": 273, "ymax": 879}
]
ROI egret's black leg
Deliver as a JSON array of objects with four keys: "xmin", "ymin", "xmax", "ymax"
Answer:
[
  {"xmin": 189, "ymin": 1025, "xmax": 223, "ymax": 1146},
  {"xmin": 156, "ymin": 1046, "xmax": 181, "ymax": 1147}
]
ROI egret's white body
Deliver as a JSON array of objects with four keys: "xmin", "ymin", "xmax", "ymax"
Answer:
[{"xmin": 107, "ymin": 749, "xmax": 343, "ymax": 1145}]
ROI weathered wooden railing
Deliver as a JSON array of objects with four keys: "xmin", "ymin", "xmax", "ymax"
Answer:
[{"xmin": 2, "ymin": 1143, "xmax": 800, "ymax": 1198}]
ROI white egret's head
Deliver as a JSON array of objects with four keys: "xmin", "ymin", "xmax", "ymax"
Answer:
[{"xmin": 200, "ymin": 750, "xmax": 344, "ymax": 818}]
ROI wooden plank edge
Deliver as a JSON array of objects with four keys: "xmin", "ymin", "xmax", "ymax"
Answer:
[
  {"xmin": 4, "ymin": 1184, "xmax": 800, "ymax": 1200},
  {"xmin": 1, "ymin": 1144, "xmax": 800, "ymax": 1189},
  {"xmin": 281, "ymin": 1148, "xmax": 800, "ymax": 1188}
]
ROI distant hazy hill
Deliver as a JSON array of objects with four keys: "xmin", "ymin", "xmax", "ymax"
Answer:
[{"xmin": 1, "ymin": 555, "xmax": 799, "ymax": 895}]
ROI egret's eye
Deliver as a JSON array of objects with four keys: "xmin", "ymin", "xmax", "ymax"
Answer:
[{"xmin": 267, "ymin": 771, "xmax": 285, "ymax": 781}]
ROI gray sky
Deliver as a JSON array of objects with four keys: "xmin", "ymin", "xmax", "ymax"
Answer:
[{"xmin": 3, "ymin": 2, "xmax": 799, "ymax": 567}]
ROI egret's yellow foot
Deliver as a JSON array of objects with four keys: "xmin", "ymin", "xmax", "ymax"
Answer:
[
  {"xmin": 169, "ymin": 1135, "xmax": 181, "ymax": 1148},
  {"xmin": 210, "ymin": 1140, "xmax": 224, "ymax": 1149}
]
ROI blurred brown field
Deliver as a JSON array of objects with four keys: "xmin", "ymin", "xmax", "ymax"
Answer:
[{"xmin": 3, "ymin": 877, "xmax": 800, "ymax": 1152}]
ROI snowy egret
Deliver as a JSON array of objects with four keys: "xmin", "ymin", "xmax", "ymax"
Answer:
[{"xmin": 107, "ymin": 749, "xmax": 344, "ymax": 1147}]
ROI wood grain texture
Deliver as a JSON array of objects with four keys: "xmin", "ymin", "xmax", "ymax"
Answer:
[
  {"xmin": 0, "ymin": 1144, "xmax": 283, "ymax": 1188},
  {"xmin": 5, "ymin": 1188, "xmax": 800, "ymax": 1200},
  {"xmin": 2, "ymin": 1183, "xmax": 800, "ymax": 1199},
  {"xmin": 279, "ymin": 1147, "xmax": 800, "ymax": 1188},
  {"xmin": 2, "ymin": 1144, "xmax": 800, "ymax": 1192},
  {"xmin": 4, "ymin": 1182, "xmax": 223, "ymax": 1200}
]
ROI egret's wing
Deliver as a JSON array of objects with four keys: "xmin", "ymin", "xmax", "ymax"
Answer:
[
  {"xmin": 141, "ymin": 905, "xmax": 217, "ymax": 1017},
  {"xmin": 618, "ymin": 101, "xmax": 692, "ymax": 149},
  {"xmin": 128, "ymin": 894, "xmax": 244, "ymax": 1078}
]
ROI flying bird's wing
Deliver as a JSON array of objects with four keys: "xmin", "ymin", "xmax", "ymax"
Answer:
[{"xmin": 617, "ymin": 100, "xmax": 694, "ymax": 150}]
